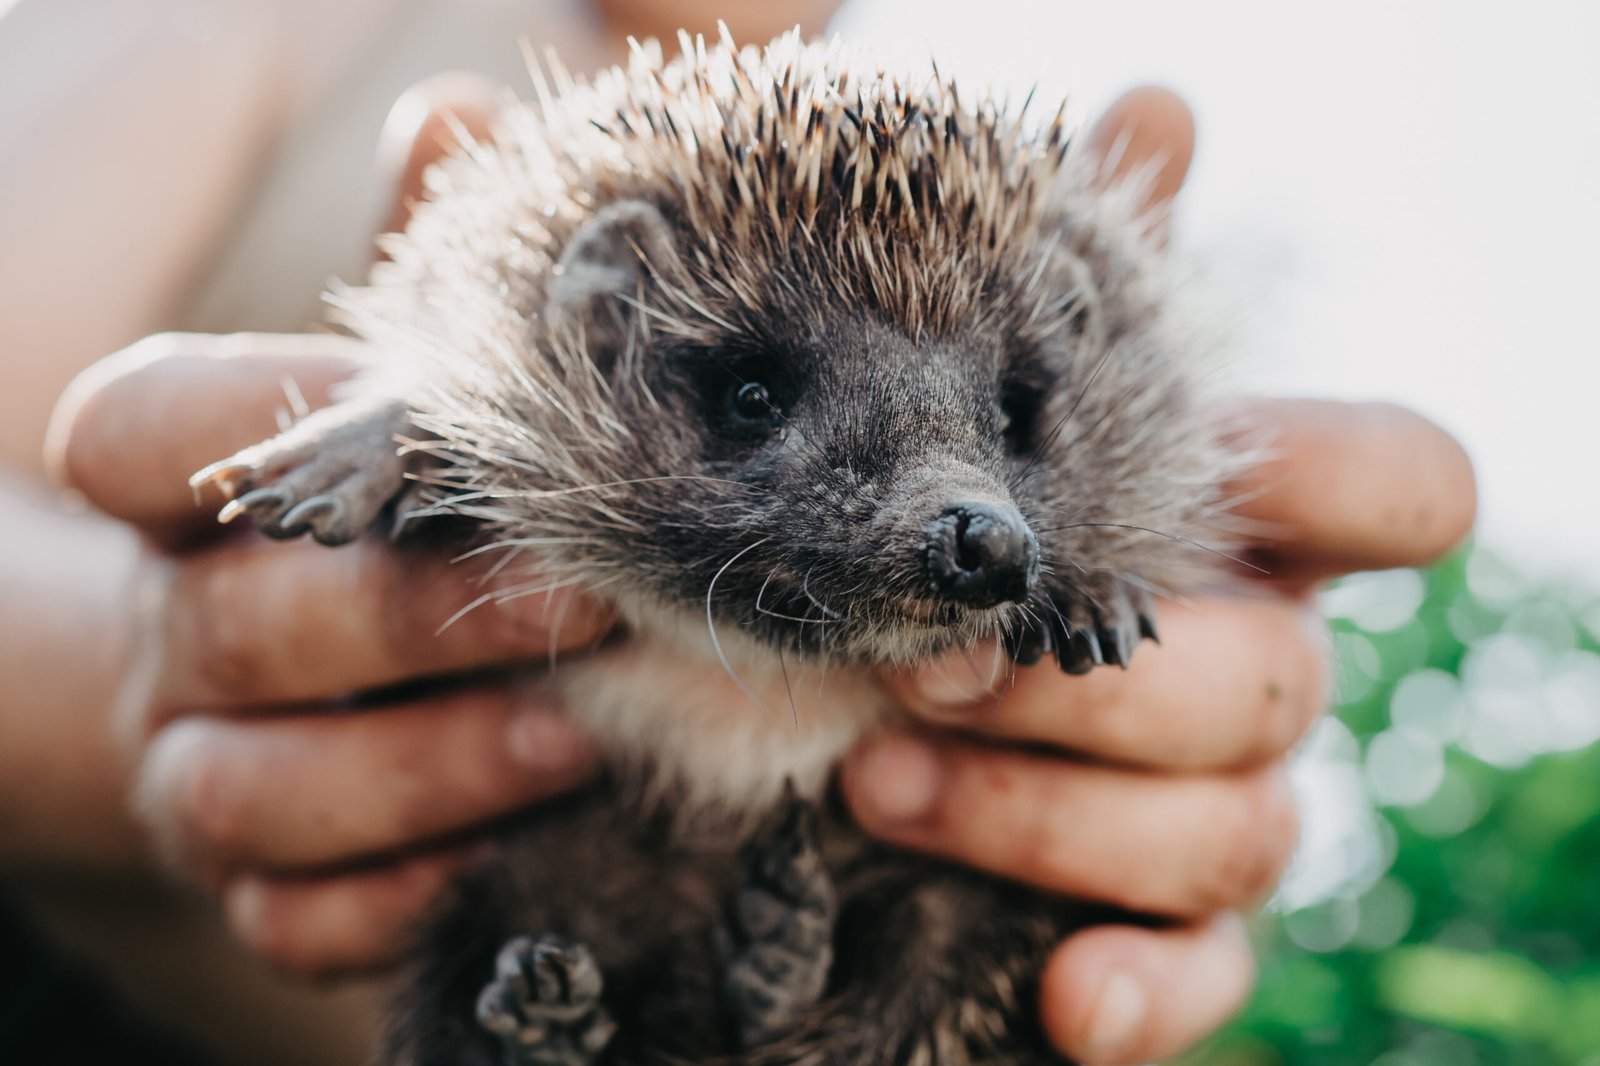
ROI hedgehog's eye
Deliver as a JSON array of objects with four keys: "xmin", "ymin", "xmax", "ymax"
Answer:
[
  {"xmin": 1000, "ymin": 379, "xmax": 1044, "ymax": 457},
  {"xmin": 726, "ymin": 379, "xmax": 782, "ymax": 428}
]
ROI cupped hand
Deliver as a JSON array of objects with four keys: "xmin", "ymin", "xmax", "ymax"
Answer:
[
  {"xmin": 50, "ymin": 331, "xmax": 613, "ymax": 976},
  {"xmin": 843, "ymin": 393, "xmax": 1474, "ymax": 1065}
]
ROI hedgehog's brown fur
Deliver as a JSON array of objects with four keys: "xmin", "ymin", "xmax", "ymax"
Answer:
[{"xmin": 198, "ymin": 28, "xmax": 1250, "ymax": 1066}]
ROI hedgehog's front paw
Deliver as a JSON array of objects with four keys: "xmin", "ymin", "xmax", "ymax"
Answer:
[
  {"xmin": 477, "ymin": 934, "xmax": 616, "ymax": 1066},
  {"xmin": 721, "ymin": 788, "xmax": 838, "ymax": 1046},
  {"xmin": 190, "ymin": 398, "xmax": 416, "ymax": 545},
  {"xmin": 1005, "ymin": 578, "xmax": 1160, "ymax": 674}
]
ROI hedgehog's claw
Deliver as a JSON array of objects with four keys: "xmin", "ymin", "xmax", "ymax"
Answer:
[
  {"xmin": 190, "ymin": 459, "xmax": 252, "ymax": 495},
  {"xmin": 282, "ymin": 496, "xmax": 354, "ymax": 546},
  {"xmin": 1134, "ymin": 586, "xmax": 1161, "ymax": 645},
  {"xmin": 1050, "ymin": 598, "xmax": 1099, "ymax": 675},
  {"xmin": 1094, "ymin": 583, "xmax": 1143, "ymax": 669},
  {"xmin": 1011, "ymin": 579, "xmax": 1156, "ymax": 675},
  {"xmin": 387, "ymin": 479, "xmax": 436, "ymax": 541},
  {"xmin": 1099, "ymin": 625, "xmax": 1130, "ymax": 668},
  {"xmin": 224, "ymin": 487, "xmax": 291, "ymax": 528},
  {"xmin": 1003, "ymin": 619, "xmax": 1051, "ymax": 666},
  {"xmin": 1057, "ymin": 624, "xmax": 1102, "ymax": 675},
  {"xmin": 193, "ymin": 398, "xmax": 418, "ymax": 545}
]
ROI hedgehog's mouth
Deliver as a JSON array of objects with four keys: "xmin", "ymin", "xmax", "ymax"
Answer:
[
  {"xmin": 735, "ymin": 575, "xmax": 1016, "ymax": 664},
  {"xmin": 899, "ymin": 596, "xmax": 979, "ymax": 627},
  {"xmin": 900, "ymin": 597, "xmax": 940, "ymax": 623}
]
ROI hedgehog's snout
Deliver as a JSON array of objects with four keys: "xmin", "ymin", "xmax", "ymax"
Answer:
[{"xmin": 923, "ymin": 501, "xmax": 1040, "ymax": 609}]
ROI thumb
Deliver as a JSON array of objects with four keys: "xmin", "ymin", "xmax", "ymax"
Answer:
[
  {"xmin": 376, "ymin": 72, "xmax": 502, "ymax": 240},
  {"xmin": 1086, "ymin": 86, "xmax": 1196, "ymax": 225}
]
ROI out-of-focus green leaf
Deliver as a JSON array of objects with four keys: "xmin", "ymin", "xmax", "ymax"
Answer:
[
  {"xmin": 1180, "ymin": 546, "xmax": 1600, "ymax": 1066},
  {"xmin": 1374, "ymin": 946, "xmax": 1561, "ymax": 1044}
]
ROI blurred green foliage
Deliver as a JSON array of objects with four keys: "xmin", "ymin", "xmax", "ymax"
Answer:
[{"xmin": 1184, "ymin": 548, "xmax": 1600, "ymax": 1066}]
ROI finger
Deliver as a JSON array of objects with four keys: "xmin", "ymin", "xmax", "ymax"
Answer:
[
  {"xmin": 841, "ymin": 735, "xmax": 1297, "ymax": 917},
  {"xmin": 1226, "ymin": 398, "xmax": 1476, "ymax": 585},
  {"xmin": 885, "ymin": 596, "xmax": 1328, "ymax": 771},
  {"xmin": 377, "ymin": 73, "xmax": 500, "ymax": 239},
  {"xmin": 1087, "ymin": 85, "xmax": 1196, "ymax": 215},
  {"xmin": 224, "ymin": 846, "xmax": 475, "ymax": 978},
  {"xmin": 48, "ymin": 332, "xmax": 364, "ymax": 546},
  {"xmin": 138, "ymin": 687, "xmax": 595, "ymax": 872},
  {"xmin": 1039, "ymin": 914, "xmax": 1255, "ymax": 1065},
  {"xmin": 158, "ymin": 532, "xmax": 612, "ymax": 710}
]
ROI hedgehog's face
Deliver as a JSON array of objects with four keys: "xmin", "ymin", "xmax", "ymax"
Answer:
[
  {"xmin": 637, "ymin": 310, "xmax": 1053, "ymax": 663},
  {"xmin": 540, "ymin": 197, "xmax": 1175, "ymax": 666},
  {"xmin": 549, "ymin": 204, "xmax": 1074, "ymax": 663}
]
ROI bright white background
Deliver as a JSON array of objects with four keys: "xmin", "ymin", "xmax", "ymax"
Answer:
[{"xmin": 837, "ymin": 0, "xmax": 1600, "ymax": 584}]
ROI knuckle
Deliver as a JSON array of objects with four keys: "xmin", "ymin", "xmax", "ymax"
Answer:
[
  {"xmin": 1261, "ymin": 775, "xmax": 1302, "ymax": 876},
  {"xmin": 180, "ymin": 752, "xmax": 249, "ymax": 858},
  {"xmin": 230, "ymin": 891, "xmax": 323, "ymax": 979},
  {"xmin": 976, "ymin": 770, "xmax": 1079, "ymax": 894},
  {"xmin": 1194, "ymin": 773, "xmax": 1297, "ymax": 911},
  {"xmin": 374, "ymin": 547, "xmax": 467, "ymax": 664},
  {"xmin": 142, "ymin": 720, "xmax": 247, "ymax": 864},
  {"xmin": 472, "ymin": 593, "xmax": 541, "ymax": 660},
  {"xmin": 1295, "ymin": 614, "xmax": 1335, "ymax": 727},
  {"xmin": 1244, "ymin": 694, "xmax": 1300, "ymax": 768},
  {"xmin": 475, "ymin": 581, "xmax": 565, "ymax": 659},
  {"xmin": 182, "ymin": 563, "xmax": 271, "ymax": 700},
  {"xmin": 1241, "ymin": 610, "xmax": 1330, "ymax": 767}
]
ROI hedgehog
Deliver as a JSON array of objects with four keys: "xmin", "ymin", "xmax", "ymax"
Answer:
[{"xmin": 193, "ymin": 28, "xmax": 1246, "ymax": 1066}]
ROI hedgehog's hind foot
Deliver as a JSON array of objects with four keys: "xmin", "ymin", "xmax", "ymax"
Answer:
[
  {"xmin": 191, "ymin": 398, "xmax": 416, "ymax": 545},
  {"xmin": 720, "ymin": 788, "xmax": 838, "ymax": 1048},
  {"xmin": 477, "ymin": 934, "xmax": 617, "ymax": 1066}
]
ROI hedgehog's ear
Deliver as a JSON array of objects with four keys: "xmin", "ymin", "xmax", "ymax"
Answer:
[{"xmin": 546, "ymin": 199, "xmax": 678, "ymax": 369}]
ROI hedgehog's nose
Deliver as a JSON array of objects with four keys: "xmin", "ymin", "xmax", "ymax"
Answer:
[{"xmin": 924, "ymin": 502, "xmax": 1040, "ymax": 608}]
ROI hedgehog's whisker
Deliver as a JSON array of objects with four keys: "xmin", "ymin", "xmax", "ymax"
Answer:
[
  {"xmin": 706, "ymin": 536, "xmax": 775, "ymax": 711},
  {"xmin": 432, "ymin": 569, "xmax": 617, "ymax": 637},
  {"xmin": 801, "ymin": 567, "xmax": 846, "ymax": 621},
  {"xmin": 754, "ymin": 566, "xmax": 831, "ymax": 624},
  {"xmin": 777, "ymin": 644, "xmax": 800, "ymax": 732},
  {"xmin": 1038, "ymin": 521, "xmax": 1265, "ymax": 573},
  {"xmin": 480, "ymin": 474, "xmax": 766, "ymax": 501}
]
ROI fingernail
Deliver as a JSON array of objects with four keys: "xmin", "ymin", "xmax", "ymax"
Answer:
[
  {"xmin": 506, "ymin": 707, "xmax": 594, "ymax": 774},
  {"xmin": 849, "ymin": 733, "xmax": 943, "ymax": 824},
  {"xmin": 1083, "ymin": 971, "xmax": 1147, "ymax": 1062},
  {"xmin": 906, "ymin": 640, "xmax": 1007, "ymax": 716}
]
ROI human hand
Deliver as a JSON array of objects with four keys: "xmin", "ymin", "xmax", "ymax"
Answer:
[
  {"xmin": 49, "ymin": 331, "xmax": 614, "ymax": 976},
  {"xmin": 838, "ymin": 91, "xmax": 1477, "ymax": 1065}
]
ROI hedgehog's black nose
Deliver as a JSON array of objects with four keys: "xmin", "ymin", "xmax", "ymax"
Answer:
[{"xmin": 924, "ymin": 502, "xmax": 1040, "ymax": 608}]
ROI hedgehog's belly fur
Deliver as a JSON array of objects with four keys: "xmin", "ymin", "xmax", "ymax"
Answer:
[{"xmin": 545, "ymin": 604, "xmax": 889, "ymax": 819}]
